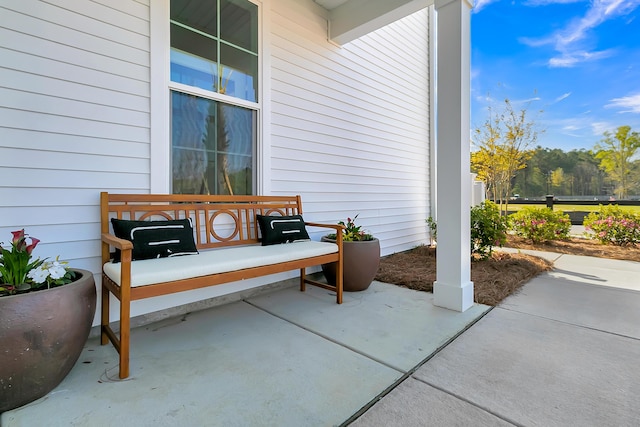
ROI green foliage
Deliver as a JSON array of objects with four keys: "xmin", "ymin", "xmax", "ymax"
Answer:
[
  {"xmin": 509, "ymin": 207, "xmax": 571, "ymax": 243},
  {"xmin": 471, "ymin": 97, "xmax": 540, "ymax": 213},
  {"xmin": 326, "ymin": 214, "xmax": 374, "ymax": 242},
  {"xmin": 583, "ymin": 205, "xmax": 640, "ymax": 246},
  {"xmin": 594, "ymin": 126, "xmax": 640, "ymax": 199},
  {"xmin": 426, "ymin": 201, "xmax": 508, "ymax": 260},
  {"xmin": 512, "ymin": 147, "xmax": 610, "ymax": 198},
  {"xmin": 471, "ymin": 201, "xmax": 508, "ymax": 259},
  {"xmin": 0, "ymin": 229, "xmax": 75, "ymax": 297},
  {"xmin": 426, "ymin": 216, "xmax": 437, "ymax": 241}
]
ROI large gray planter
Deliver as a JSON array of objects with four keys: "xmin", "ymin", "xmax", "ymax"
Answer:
[
  {"xmin": 0, "ymin": 269, "xmax": 96, "ymax": 413},
  {"xmin": 321, "ymin": 237, "xmax": 380, "ymax": 292}
]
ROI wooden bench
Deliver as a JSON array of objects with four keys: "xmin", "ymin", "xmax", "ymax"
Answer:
[{"xmin": 100, "ymin": 192, "xmax": 343, "ymax": 379}]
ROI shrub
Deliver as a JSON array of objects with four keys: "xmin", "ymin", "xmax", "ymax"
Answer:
[
  {"xmin": 583, "ymin": 205, "xmax": 640, "ymax": 246},
  {"xmin": 471, "ymin": 201, "xmax": 508, "ymax": 260},
  {"xmin": 426, "ymin": 216, "xmax": 437, "ymax": 241},
  {"xmin": 426, "ymin": 201, "xmax": 508, "ymax": 260},
  {"xmin": 509, "ymin": 207, "xmax": 571, "ymax": 243}
]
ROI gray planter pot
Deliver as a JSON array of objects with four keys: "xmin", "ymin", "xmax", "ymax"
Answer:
[
  {"xmin": 0, "ymin": 269, "xmax": 96, "ymax": 413},
  {"xmin": 321, "ymin": 237, "xmax": 380, "ymax": 292}
]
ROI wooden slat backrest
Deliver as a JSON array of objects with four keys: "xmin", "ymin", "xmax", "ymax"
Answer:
[{"xmin": 100, "ymin": 193, "xmax": 303, "ymax": 250}]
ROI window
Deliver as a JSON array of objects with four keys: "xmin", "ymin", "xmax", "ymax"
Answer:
[{"xmin": 170, "ymin": 0, "xmax": 258, "ymax": 195}]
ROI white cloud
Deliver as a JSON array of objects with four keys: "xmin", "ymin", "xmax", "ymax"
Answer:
[
  {"xmin": 606, "ymin": 93, "xmax": 640, "ymax": 113},
  {"xmin": 554, "ymin": 0, "xmax": 639, "ymax": 47},
  {"xmin": 514, "ymin": 96, "xmax": 542, "ymax": 104},
  {"xmin": 554, "ymin": 92, "xmax": 572, "ymax": 103},
  {"xmin": 548, "ymin": 49, "xmax": 615, "ymax": 68},
  {"xmin": 591, "ymin": 121, "xmax": 614, "ymax": 136},
  {"xmin": 523, "ymin": 0, "xmax": 640, "ymax": 67},
  {"xmin": 473, "ymin": 0, "xmax": 499, "ymax": 13},
  {"xmin": 524, "ymin": 0, "xmax": 582, "ymax": 5}
]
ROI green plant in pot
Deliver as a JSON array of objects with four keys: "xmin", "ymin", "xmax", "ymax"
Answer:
[
  {"xmin": 322, "ymin": 215, "xmax": 380, "ymax": 292},
  {"xmin": 0, "ymin": 229, "xmax": 96, "ymax": 413}
]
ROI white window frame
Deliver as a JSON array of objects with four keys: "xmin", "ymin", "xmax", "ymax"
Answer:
[{"xmin": 150, "ymin": 0, "xmax": 267, "ymax": 194}]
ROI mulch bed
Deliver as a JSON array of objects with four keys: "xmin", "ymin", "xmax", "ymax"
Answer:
[
  {"xmin": 375, "ymin": 245, "xmax": 552, "ymax": 306},
  {"xmin": 376, "ymin": 235, "xmax": 640, "ymax": 306}
]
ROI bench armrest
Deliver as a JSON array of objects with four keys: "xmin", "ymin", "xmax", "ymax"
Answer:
[
  {"xmin": 101, "ymin": 233, "xmax": 133, "ymax": 250},
  {"xmin": 304, "ymin": 222, "xmax": 345, "ymax": 232},
  {"xmin": 101, "ymin": 233, "xmax": 133, "ymax": 292}
]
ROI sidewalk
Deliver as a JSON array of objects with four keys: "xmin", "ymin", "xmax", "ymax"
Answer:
[{"xmin": 352, "ymin": 251, "xmax": 640, "ymax": 426}]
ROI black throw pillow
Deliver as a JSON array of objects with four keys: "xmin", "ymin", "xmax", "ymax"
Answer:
[
  {"xmin": 256, "ymin": 214, "xmax": 310, "ymax": 246},
  {"xmin": 110, "ymin": 218, "xmax": 199, "ymax": 262}
]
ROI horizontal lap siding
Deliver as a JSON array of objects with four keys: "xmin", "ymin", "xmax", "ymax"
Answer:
[
  {"xmin": 270, "ymin": 0, "xmax": 431, "ymax": 255},
  {"xmin": 0, "ymin": 0, "xmax": 150, "ymax": 273}
]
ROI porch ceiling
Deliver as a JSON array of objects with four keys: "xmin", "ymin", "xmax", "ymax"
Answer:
[
  {"xmin": 313, "ymin": 0, "xmax": 350, "ymax": 8},
  {"xmin": 313, "ymin": 0, "xmax": 434, "ymax": 45}
]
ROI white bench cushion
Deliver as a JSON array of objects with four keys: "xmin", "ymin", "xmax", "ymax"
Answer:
[{"xmin": 103, "ymin": 240, "xmax": 337, "ymax": 287}]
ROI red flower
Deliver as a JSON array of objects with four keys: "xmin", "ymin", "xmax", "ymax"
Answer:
[
  {"xmin": 11, "ymin": 229, "xmax": 25, "ymax": 245},
  {"xmin": 25, "ymin": 237, "xmax": 40, "ymax": 255},
  {"xmin": 8, "ymin": 229, "xmax": 39, "ymax": 254}
]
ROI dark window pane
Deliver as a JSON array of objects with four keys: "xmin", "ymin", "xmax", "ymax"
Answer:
[
  {"xmin": 220, "ymin": 43, "xmax": 257, "ymax": 102},
  {"xmin": 220, "ymin": 0, "xmax": 258, "ymax": 53},
  {"xmin": 171, "ymin": 0, "xmax": 217, "ymax": 36},
  {"xmin": 170, "ymin": 24, "xmax": 218, "ymax": 92}
]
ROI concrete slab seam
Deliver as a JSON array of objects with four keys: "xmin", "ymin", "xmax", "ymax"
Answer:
[
  {"xmin": 340, "ymin": 306, "xmax": 496, "ymax": 426},
  {"xmin": 242, "ymin": 299, "xmax": 407, "ymax": 373},
  {"xmin": 339, "ymin": 371, "xmax": 416, "ymax": 427},
  {"xmin": 411, "ymin": 378, "xmax": 523, "ymax": 427},
  {"xmin": 495, "ymin": 307, "xmax": 640, "ymax": 342}
]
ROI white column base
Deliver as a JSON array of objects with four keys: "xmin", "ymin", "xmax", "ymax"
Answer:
[{"xmin": 433, "ymin": 280, "xmax": 474, "ymax": 312}]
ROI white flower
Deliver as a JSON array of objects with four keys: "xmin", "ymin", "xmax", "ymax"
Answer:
[
  {"xmin": 27, "ymin": 266, "xmax": 49, "ymax": 284},
  {"xmin": 48, "ymin": 260, "xmax": 67, "ymax": 280}
]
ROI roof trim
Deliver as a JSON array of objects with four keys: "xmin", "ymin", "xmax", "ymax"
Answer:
[{"xmin": 328, "ymin": 0, "xmax": 432, "ymax": 45}]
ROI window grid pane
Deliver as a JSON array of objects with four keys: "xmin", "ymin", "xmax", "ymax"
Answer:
[
  {"xmin": 170, "ymin": 0, "xmax": 257, "ymax": 102},
  {"xmin": 171, "ymin": 91, "xmax": 254, "ymax": 195},
  {"xmin": 170, "ymin": 0, "xmax": 257, "ymax": 196}
]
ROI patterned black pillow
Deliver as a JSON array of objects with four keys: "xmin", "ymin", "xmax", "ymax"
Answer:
[
  {"xmin": 256, "ymin": 215, "xmax": 310, "ymax": 246},
  {"xmin": 110, "ymin": 218, "xmax": 199, "ymax": 262}
]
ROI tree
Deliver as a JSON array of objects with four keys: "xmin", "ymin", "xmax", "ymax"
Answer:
[
  {"xmin": 513, "ymin": 147, "xmax": 612, "ymax": 197},
  {"xmin": 550, "ymin": 167, "xmax": 565, "ymax": 195},
  {"xmin": 594, "ymin": 126, "xmax": 640, "ymax": 199},
  {"xmin": 471, "ymin": 98, "xmax": 540, "ymax": 214}
]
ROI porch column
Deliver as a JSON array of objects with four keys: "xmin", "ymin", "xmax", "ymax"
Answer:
[{"xmin": 433, "ymin": 0, "xmax": 474, "ymax": 312}]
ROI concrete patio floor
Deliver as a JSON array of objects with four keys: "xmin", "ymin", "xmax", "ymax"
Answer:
[
  {"xmin": 1, "ymin": 278, "xmax": 490, "ymax": 426},
  {"xmin": 353, "ymin": 251, "xmax": 640, "ymax": 426},
  {"xmin": 5, "ymin": 250, "xmax": 640, "ymax": 426}
]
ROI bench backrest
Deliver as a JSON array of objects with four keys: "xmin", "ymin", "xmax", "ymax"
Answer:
[{"xmin": 100, "ymin": 192, "xmax": 304, "ymax": 251}]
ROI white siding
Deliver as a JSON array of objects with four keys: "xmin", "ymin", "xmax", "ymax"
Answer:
[
  {"xmin": 0, "ymin": 0, "xmax": 151, "ymax": 276},
  {"xmin": 0, "ymin": 0, "xmax": 431, "ymax": 322},
  {"xmin": 270, "ymin": 0, "xmax": 430, "ymax": 255}
]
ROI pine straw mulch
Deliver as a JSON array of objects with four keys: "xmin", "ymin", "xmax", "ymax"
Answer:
[{"xmin": 375, "ymin": 236, "xmax": 640, "ymax": 306}]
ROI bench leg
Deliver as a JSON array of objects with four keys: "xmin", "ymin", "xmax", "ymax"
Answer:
[
  {"xmin": 335, "ymin": 260, "xmax": 343, "ymax": 304},
  {"xmin": 300, "ymin": 268, "xmax": 306, "ymax": 292},
  {"xmin": 119, "ymin": 300, "xmax": 131, "ymax": 379},
  {"xmin": 100, "ymin": 281, "xmax": 110, "ymax": 345}
]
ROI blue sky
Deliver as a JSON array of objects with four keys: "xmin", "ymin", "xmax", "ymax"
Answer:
[{"xmin": 471, "ymin": 0, "xmax": 640, "ymax": 152}]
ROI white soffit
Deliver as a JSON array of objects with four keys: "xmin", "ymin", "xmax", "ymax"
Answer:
[
  {"xmin": 313, "ymin": 0, "xmax": 350, "ymax": 8},
  {"xmin": 315, "ymin": 0, "xmax": 432, "ymax": 45}
]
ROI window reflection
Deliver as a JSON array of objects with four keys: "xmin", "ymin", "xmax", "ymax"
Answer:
[{"xmin": 172, "ymin": 92, "xmax": 254, "ymax": 195}]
